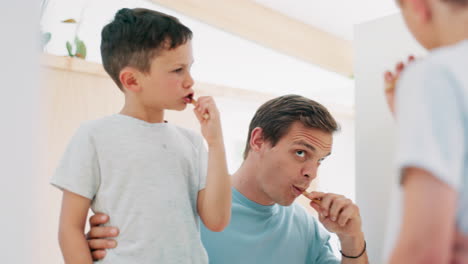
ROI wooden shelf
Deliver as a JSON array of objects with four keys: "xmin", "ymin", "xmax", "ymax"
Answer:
[{"xmin": 40, "ymin": 53, "xmax": 108, "ymax": 77}]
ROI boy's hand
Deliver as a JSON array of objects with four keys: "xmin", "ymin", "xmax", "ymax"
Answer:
[
  {"xmin": 383, "ymin": 55, "xmax": 415, "ymax": 116},
  {"xmin": 193, "ymin": 96, "xmax": 223, "ymax": 146},
  {"xmin": 86, "ymin": 213, "xmax": 119, "ymax": 261}
]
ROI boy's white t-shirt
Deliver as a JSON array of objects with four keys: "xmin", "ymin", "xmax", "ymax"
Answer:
[
  {"xmin": 51, "ymin": 114, "xmax": 209, "ymax": 264},
  {"xmin": 383, "ymin": 40, "xmax": 468, "ymax": 260}
]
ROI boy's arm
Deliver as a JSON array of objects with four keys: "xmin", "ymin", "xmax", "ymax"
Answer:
[
  {"xmin": 453, "ymin": 229, "xmax": 468, "ymax": 263},
  {"xmin": 197, "ymin": 142, "xmax": 231, "ymax": 232},
  {"xmin": 193, "ymin": 96, "xmax": 232, "ymax": 232},
  {"xmin": 388, "ymin": 167, "xmax": 457, "ymax": 264},
  {"xmin": 59, "ymin": 190, "xmax": 93, "ymax": 264}
]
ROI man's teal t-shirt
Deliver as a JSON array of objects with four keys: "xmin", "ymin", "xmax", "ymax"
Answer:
[{"xmin": 201, "ymin": 188, "xmax": 339, "ymax": 264}]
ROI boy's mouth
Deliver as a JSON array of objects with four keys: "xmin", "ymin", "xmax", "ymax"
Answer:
[{"xmin": 184, "ymin": 93, "xmax": 194, "ymax": 104}]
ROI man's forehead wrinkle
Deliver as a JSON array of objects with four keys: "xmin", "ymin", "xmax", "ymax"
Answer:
[
  {"xmin": 292, "ymin": 140, "xmax": 316, "ymax": 152},
  {"xmin": 290, "ymin": 132, "xmax": 332, "ymax": 151}
]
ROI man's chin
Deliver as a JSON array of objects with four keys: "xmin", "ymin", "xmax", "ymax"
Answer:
[{"xmin": 276, "ymin": 198, "xmax": 295, "ymax": 207}]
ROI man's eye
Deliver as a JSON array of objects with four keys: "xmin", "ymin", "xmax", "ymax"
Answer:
[{"xmin": 295, "ymin": 150, "xmax": 305, "ymax": 158}]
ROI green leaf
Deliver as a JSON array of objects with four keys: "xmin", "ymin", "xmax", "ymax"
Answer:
[
  {"xmin": 42, "ymin": 32, "xmax": 51, "ymax": 45},
  {"xmin": 66, "ymin": 41, "xmax": 73, "ymax": 57},
  {"xmin": 74, "ymin": 36, "xmax": 81, "ymax": 46},
  {"xmin": 75, "ymin": 37, "xmax": 87, "ymax": 59},
  {"xmin": 40, "ymin": 32, "xmax": 51, "ymax": 50}
]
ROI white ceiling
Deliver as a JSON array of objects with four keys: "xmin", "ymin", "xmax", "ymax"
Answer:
[{"xmin": 253, "ymin": 0, "xmax": 400, "ymax": 41}]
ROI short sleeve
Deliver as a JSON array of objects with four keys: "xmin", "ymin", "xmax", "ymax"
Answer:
[
  {"xmin": 196, "ymin": 135, "xmax": 208, "ymax": 191},
  {"xmin": 308, "ymin": 218, "xmax": 340, "ymax": 264},
  {"xmin": 50, "ymin": 123, "xmax": 101, "ymax": 200},
  {"xmin": 395, "ymin": 63, "xmax": 464, "ymax": 190}
]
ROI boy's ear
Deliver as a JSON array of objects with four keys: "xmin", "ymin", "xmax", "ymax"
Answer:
[
  {"xmin": 250, "ymin": 127, "xmax": 266, "ymax": 153},
  {"xmin": 119, "ymin": 67, "xmax": 142, "ymax": 92},
  {"xmin": 410, "ymin": 0, "xmax": 432, "ymax": 23}
]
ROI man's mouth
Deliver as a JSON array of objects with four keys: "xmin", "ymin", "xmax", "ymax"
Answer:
[{"xmin": 292, "ymin": 185, "xmax": 306, "ymax": 196}]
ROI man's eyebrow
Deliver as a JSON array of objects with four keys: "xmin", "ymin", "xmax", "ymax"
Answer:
[
  {"xmin": 292, "ymin": 140, "xmax": 316, "ymax": 152},
  {"xmin": 293, "ymin": 140, "xmax": 332, "ymax": 157}
]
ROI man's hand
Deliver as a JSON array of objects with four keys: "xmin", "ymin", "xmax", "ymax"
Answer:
[
  {"xmin": 86, "ymin": 213, "xmax": 119, "ymax": 260},
  {"xmin": 304, "ymin": 191, "xmax": 362, "ymax": 237},
  {"xmin": 383, "ymin": 55, "xmax": 415, "ymax": 116},
  {"xmin": 304, "ymin": 191, "xmax": 368, "ymax": 262}
]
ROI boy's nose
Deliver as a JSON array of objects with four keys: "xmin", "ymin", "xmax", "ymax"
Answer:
[{"xmin": 184, "ymin": 73, "xmax": 194, "ymax": 89}]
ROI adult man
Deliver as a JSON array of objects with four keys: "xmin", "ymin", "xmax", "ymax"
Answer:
[{"xmin": 87, "ymin": 95, "xmax": 368, "ymax": 263}]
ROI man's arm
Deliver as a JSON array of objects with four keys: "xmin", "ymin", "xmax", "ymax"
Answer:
[
  {"xmin": 304, "ymin": 192, "xmax": 368, "ymax": 264},
  {"xmin": 388, "ymin": 167, "xmax": 457, "ymax": 264},
  {"xmin": 58, "ymin": 190, "xmax": 93, "ymax": 264},
  {"xmin": 338, "ymin": 232, "xmax": 368, "ymax": 264}
]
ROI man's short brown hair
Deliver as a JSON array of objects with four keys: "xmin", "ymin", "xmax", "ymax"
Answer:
[{"xmin": 243, "ymin": 95, "xmax": 339, "ymax": 159}]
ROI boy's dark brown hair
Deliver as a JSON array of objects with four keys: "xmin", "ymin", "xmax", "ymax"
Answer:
[
  {"xmin": 243, "ymin": 94, "xmax": 339, "ymax": 159},
  {"xmin": 101, "ymin": 8, "xmax": 192, "ymax": 90}
]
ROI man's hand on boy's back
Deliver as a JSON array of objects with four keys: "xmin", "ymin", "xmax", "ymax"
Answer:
[
  {"xmin": 192, "ymin": 96, "xmax": 224, "ymax": 147},
  {"xmin": 383, "ymin": 55, "xmax": 415, "ymax": 116},
  {"xmin": 86, "ymin": 213, "xmax": 118, "ymax": 261}
]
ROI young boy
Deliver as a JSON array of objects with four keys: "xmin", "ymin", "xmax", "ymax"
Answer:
[
  {"xmin": 51, "ymin": 8, "xmax": 231, "ymax": 264},
  {"xmin": 383, "ymin": 0, "xmax": 468, "ymax": 263}
]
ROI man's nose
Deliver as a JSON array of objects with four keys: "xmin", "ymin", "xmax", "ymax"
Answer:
[{"xmin": 302, "ymin": 164, "xmax": 318, "ymax": 180}]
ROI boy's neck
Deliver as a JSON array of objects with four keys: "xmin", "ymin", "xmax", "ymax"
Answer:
[
  {"xmin": 439, "ymin": 32, "xmax": 468, "ymax": 48},
  {"xmin": 120, "ymin": 98, "xmax": 165, "ymax": 124},
  {"xmin": 433, "ymin": 10, "xmax": 468, "ymax": 49}
]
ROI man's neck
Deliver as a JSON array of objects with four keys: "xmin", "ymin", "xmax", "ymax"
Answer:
[
  {"xmin": 232, "ymin": 159, "xmax": 276, "ymax": 206},
  {"xmin": 120, "ymin": 97, "xmax": 165, "ymax": 123}
]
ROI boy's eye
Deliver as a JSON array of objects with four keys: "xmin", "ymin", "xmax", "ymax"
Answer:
[
  {"xmin": 173, "ymin": 68, "xmax": 183, "ymax": 73},
  {"xmin": 295, "ymin": 150, "xmax": 306, "ymax": 158}
]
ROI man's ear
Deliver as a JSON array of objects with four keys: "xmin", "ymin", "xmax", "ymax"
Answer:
[
  {"xmin": 409, "ymin": 0, "xmax": 432, "ymax": 23},
  {"xmin": 250, "ymin": 127, "xmax": 266, "ymax": 153},
  {"xmin": 119, "ymin": 67, "xmax": 142, "ymax": 92}
]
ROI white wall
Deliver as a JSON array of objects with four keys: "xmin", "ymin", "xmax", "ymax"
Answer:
[
  {"xmin": 41, "ymin": 0, "xmax": 354, "ymax": 109},
  {"xmin": 0, "ymin": 1, "xmax": 40, "ymax": 263},
  {"xmin": 354, "ymin": 13, "xmax": 426, "ymax": 262}
]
